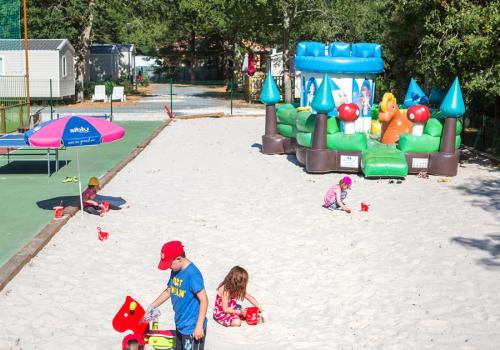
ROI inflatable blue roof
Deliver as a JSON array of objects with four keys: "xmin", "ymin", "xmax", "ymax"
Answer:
[{"xmin": 295, "ymin": 42, "xmax": 384, "ymax": 74}]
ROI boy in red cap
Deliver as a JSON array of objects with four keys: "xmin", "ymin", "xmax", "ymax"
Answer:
[
  {"xmin": 147, "ymin": 241, "xmax": 208, "ymax": 350},
  {"xmin": 122, "ymin": 334, "xmax": 144, "ymax": 350}
]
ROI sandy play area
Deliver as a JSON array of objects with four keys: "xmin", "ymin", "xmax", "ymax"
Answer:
[{"xmin": 0, "ymin": 117, "xmax": 499, "ymax": 350}]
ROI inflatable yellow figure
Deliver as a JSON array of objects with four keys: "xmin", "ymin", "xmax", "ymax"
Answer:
[
  {"xmin": 371, "ymin": 120, "xmax": 382, "ymax": 137},
  {"xmin": 378, "ymin": 93, "xmax": 413, "ymax": 144}
]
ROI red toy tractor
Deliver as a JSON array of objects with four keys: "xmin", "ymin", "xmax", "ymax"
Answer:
[{"xmin": 112, "ymin": 296, "xmax": 175, "ymax": 350}]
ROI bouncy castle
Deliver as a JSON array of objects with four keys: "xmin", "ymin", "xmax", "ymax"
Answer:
[
  {"xmin": 295, "ymin": 41, "xmax": 383, "ymax": 133},
  {"xmin": 260, "ymin": 41, "xmax": 465, "ymax": 177}
]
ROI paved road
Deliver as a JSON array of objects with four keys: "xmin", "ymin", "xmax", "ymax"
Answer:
[{"xmin": 50, "ymin": 84, "xmax": 264, "ymax": 117}]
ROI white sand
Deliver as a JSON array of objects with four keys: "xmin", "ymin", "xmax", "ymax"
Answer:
[{"xmin": 1, "ymin": 117, "xmax": 499, "ymax": 350}]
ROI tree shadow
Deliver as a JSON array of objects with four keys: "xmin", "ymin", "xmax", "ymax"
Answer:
[
  {"xmin": 451, "ymin": 234, "xmax": 500, "ymax": 270},
  {"xmin": 191, "ymin": 91, "xmax": 229, "ymax": 99},
  {"xmin": 453, "ymin": 178, "xmax": 500, "ymax": 213},
  {"xmin": 459, "ymin": 148, "xmax": 499, "ymax": 173}
]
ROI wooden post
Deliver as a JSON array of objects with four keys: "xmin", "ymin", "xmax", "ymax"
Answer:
[
  {"xmin": 19, "ymin": 100, "xmax": 24, "ymax": 129},
  {"xmin": 22, "ymin": 0, "xmax": 31, "ymax": 118},
  {"xmin": 1, "ymin": 105, "xmax": 6, "ymax": 134}
]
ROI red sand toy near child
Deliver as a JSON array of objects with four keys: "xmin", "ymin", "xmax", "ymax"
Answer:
[
  {"xmin": 245, "ymin": 306, "xmax": 260, "ymax": 325},
  {"xmin": 97, "ymin": 227, "xmax": 109, "ymax": 241},
  {"xmin": 53, "ymin": 206, "xmax": 63, "ymax": 219},
  {"xmin": 113, "ymin": 296, "xmax": 176, "ymax": 350}
]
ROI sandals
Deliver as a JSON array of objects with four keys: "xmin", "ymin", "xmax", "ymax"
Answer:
[
  {"xmin": 417, "ymin": 171, "xmax": 429, "ymax": 179},
  {"xmin": 388, "ymin": 179, "xmax": 403, "ymax": 184},
  {"xmin": 62, "ymin": 176, "xmax": 79, "ymax": 183}
]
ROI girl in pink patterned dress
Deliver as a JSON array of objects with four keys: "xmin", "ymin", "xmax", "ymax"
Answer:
[{"xmin": 213, "ymin": 266, "xmax": 260, "ymax": 327}]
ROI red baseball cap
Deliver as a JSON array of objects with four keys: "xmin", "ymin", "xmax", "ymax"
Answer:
[
  {"xmin": 158, "ymin": 241, "xmax": 184, "ymax": 270},
  {"xmin": 122, "ymin": 333, "xmax": 143, "ymax": 350}
]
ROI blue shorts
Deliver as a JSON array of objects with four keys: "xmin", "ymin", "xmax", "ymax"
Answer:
[{"xmin": 176, "ymin": 327, "xmax": 206, "ymax": 350}]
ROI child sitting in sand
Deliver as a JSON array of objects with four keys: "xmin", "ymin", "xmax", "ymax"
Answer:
[
  {"xmin": 82, "ymin": 177, "xmax": 122, "ymax": 216},
  {"xmin": 213, "ymin": 266, "xmax": 261, "ymax": 327},
  {"xmin": 324, "ymin": 176, "xmax": 352, "ymax": 213}
]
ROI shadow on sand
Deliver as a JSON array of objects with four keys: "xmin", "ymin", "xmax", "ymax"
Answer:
[
  {"xmin": 37, "ymin": 195, "xmax": 80, "ymax": 210},
  {"xmin": 37, "ymin": 194, "xmax": 127, "ymax": 210},
  {"xmin": 451, "ymin": 234, "xmax": 500, "ymax": 270}
]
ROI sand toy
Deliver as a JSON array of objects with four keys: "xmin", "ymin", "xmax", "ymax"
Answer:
[
  {"xmin": 260, "ymin": 42, "xmax": 466, "ymax": 178},
  {"xmin": 113, "ymin": 296, "xmax": 176, "ymax": 349}
]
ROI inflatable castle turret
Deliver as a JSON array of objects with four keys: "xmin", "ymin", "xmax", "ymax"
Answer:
[{"xmin": 295, "ymin": 42, "xmax": 384, "ymax": 133}]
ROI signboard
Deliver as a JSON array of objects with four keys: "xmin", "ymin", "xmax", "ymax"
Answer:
[
  {"xmin": 412, "ymin": 158, "xmax": 429, "ymax": 169},
  {"xmin": 340, "ymin": 155, "xmax": 359, "ymax": 168}
]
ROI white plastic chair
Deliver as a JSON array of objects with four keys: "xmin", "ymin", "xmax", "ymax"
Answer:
[
  {"xmin": 110, "ymin": 86, "xmax": 127, "ymax": 102},
  {"xmin": 91, "ymin": 85, "xmax": 107, "ymax": 102}
]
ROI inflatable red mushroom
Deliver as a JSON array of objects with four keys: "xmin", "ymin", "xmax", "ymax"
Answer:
[
  {"xmin": 407, "ymin": 104, "xmax": 430, "ymax": 136},
  {"xmin": 338, "ymin": 103, "xmax": 360, "ymax": 135}
]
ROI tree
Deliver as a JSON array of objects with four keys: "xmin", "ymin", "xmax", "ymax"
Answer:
[
  {"xmin": 419, "ymin": 0, "xmax": 500, "ymax": 118},
  {"xmin": 27, "ymin": 0, "xmax": 95, "ymax": 101}
]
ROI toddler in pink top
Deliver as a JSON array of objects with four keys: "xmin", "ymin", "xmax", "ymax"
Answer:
[
  {"xmin": 324, "ymin": 176, "xmax": 352, "ymax": 213},
  {"xmin": 82, "ymin": 177, "xmax": 123, "ymax": 216},
  {"xmin": 213, "ymin": 266, "xmax": 260, "ymax": 327}
]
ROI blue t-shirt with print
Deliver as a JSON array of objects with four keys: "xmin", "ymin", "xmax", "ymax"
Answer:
[{"xmin": 168, "ymin": 262, "xmax": 207, "ymax": 335}]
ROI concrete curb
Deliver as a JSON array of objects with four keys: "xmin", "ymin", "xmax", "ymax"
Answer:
[
  {"xmin": 0, "ymin": 118, "xmax": 174, "ymax": 292},
  {"xmin": 176, "ymin": 113, "xmax": 263, "ymax": 120}
]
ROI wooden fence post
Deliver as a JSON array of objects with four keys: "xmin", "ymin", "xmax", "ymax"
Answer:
[
  {"xmin": 1, "ymin": 105, "xmax": 6, "ymax": 134},
  {"xmin": 19, "ymin": 100, "xmax": 24, "ymax": 129}
]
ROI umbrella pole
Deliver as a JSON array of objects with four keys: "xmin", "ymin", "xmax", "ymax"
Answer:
[{"xmin": 77, "ymin": 149, "xmax": 84, "ymax": 217}]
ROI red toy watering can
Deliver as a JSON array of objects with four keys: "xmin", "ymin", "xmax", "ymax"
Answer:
[
  {"xmin": 97, "ymin": 227, "xmax": 109, "ymax": 241},
  {"xmin": 361, "ymin": 202, "xmax": 370, "ymax": 212}
]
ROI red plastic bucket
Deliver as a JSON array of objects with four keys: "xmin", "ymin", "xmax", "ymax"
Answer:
[
  {"xmin": 361, "ymin": 202, "xmax": 369, "ymax": 212},
  {"xmin": 53, "ymin": 206, "xmax": 63, "ymax": 219},
  {"xmin": 100, "ymin": 201, "xmax": 110, "ymax": 213},
  {"xmin": 245, "ymin": 307, "xmax": 259, "ymax": 326}
]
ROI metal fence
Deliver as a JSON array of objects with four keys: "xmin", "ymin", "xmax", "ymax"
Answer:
[
  {"xmin": 28, "ymin": 79, "xmax": 75, "ymax": 99},
  {"xmin": 0, "ymin": 76, "xmax": 28, "ymax": 133},
  {"xmin": 235, "ymin": 72, "xmax": 295, "ymax": 103},
  {"xmin": 462, "ymin": 112, "xmax": 500, "ymax": 156}
]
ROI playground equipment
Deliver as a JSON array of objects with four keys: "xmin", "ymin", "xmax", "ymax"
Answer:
[
  {"xmin": 260, "ymin": 41, "xmax": 465, "ymax": 177},
  {"xmin": 262, "ymin": 42, "xmax": 382, "ymax": 154},
  {"xmin": 261, "ymin": 72, "xmax": 297, "ymax": 154},
  {"xmin": 378, "ymin": 93, "xmax": 413, "ymax": 144},
  {"xmin": 113, "ymin": 296, "xmax": 176, "ymax": 350}
]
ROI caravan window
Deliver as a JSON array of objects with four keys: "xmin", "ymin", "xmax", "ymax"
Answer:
[{"xmin": 62, "ymin": 55, "xmax": 67, "ymax": 77}]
